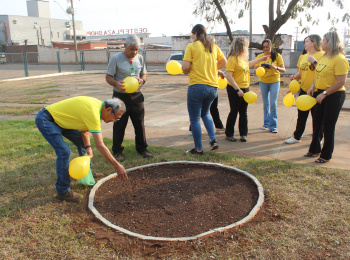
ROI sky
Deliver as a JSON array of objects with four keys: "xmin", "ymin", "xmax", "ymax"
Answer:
[{"xmin": 1, "ymin": 0, "xmax": 349, "ymax": 40}]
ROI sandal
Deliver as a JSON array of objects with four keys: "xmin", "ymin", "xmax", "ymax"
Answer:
[
  {"xmin": 304, "ymin": 152, "xmax": 320, "ymax": 157},
  {"xmin": 315, "ymin": 158, "xmax": 329, "ymax": 163}
]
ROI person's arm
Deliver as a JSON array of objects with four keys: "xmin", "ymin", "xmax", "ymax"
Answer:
[
  {"xmin": 218, "ymin": 70, "xmax": 225, "ymax": 79},
  {"xmin": 105, "ymin": 74, "xmax": 126, "ymax": 92},
  {"xmin": 137, "ymin": 74, "xmax": 147, "ymax": 90},
  {"xmin": 290, "ymin": 71, "xmax": 301, "ymax": 81},
  {"xmin": 248, "ymin": 55, "xmax": 270, "ymax": 67},
  {"xmin": 270, "ymin": 63, "xmax": 286, "ymax": 73},
  {"xmin": 217, "ymin": 57, "xmax": 227, "ymax": 70},
  {"xmin": 226, "ymin": 71, "xmax": 244, "ymax": 97},
  {"xmin": 316, "ymin": 74, "xmax": 347, "ymax": 104},
  {"xmin": 307, "ymin": 78, "xmax": 316, "ymax": 96},
  {"xmin": 182, "ymin": 60, "xmax": 191, "ymax": 74},
  {"xmin": 81, "ymin": 131, "xmax": 93, "ymax": 158},
  {"xmin": 91, "ymin": 132, "xmax": 128, "ymax": 181}
]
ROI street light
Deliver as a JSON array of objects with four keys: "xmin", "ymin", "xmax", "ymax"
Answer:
[{"xmin": 66, "ymin": 0, "xmax": 78, "ymax": 64}]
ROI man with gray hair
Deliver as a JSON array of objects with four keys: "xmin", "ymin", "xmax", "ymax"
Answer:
[
  {"xmin": 35, "ymin": 96, "xmax": 128, "ymax": 203},
  {"xmin": 106, "ymin": 34, "xmax": 153, "ymax": 162}
]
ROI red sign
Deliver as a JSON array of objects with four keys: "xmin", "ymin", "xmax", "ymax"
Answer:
[{"xmin": 86, "ymin": 28, "xmax": 148, "ymax": 36}]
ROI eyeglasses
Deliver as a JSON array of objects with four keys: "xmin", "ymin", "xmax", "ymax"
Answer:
[
  {"xmin": 262, "ymin": 45, "xmax": 270, "ymax": 49},
  {"xmin": 112, "ymin": 112, "xmax": 121, "ymax": 121}
]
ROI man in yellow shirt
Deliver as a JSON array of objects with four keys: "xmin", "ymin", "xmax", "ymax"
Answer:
[{"xmin": 35, "ymin": 96, "xmax": 128, "ymax": 202}]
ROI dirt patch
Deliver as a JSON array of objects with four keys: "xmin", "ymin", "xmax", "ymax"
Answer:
[{"xmin": 92, "ymin": 163, "xmax": 260, "ymax": 239}]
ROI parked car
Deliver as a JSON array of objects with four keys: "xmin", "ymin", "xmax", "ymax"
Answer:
[
  {"xmin": 0, "ymin": 52, "xmax": 5, "ymax": 64},
  {"xmin": 166, "ymin": 53, "xmax": 183, "ymax": 64}
]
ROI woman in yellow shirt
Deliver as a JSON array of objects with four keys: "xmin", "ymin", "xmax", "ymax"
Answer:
[
  {"xmin": 182, "ymin": 24, "xmax": 227, "ymax": 155},
  {"xmin": 225, "ymin": 37, "xmax": 269, "ymax": 142},
  {"xmin": 285, "ymin": 34, "xmax": 324, "ymax": 144},
  {"xmin": 254, "ymin": 39, "xmax": 286, "ymax": 133},
  {"xmin": 305, "ymin": 31, "xmax": 349, "ymax": 163}
]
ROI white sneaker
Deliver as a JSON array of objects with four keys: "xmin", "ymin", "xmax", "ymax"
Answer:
[
  {"xmin": 261, "ymin": 126, "xmax": 269, "ymax": 130},
  {"xmin": 271, "ymin": 129, "xmax": 278, "ymax": 133},
  {"xmin": 188, "ymin": 131, "xmax": 192, "ymax": 136},
  {"xmin": 285, "ymin": 136, "xmax": 301, "ymax": 144}
]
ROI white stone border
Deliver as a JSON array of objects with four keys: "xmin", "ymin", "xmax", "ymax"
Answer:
[{"xmin": 88, "ymin": 161, "xmax": 264, "ymax": 242}]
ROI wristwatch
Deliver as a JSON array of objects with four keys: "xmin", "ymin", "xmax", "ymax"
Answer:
[
  {"xmin": 322, "ymin": 90, "xmax": 327, "ymax": 95},
  {"xmin": 314, "ymin": 60, "xmax": 318, "ymax": 65}
]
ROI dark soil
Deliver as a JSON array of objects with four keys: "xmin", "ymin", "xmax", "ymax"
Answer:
[{"xmin": 92, "ymin": 163, "xmax": 260, "ymax": 238}]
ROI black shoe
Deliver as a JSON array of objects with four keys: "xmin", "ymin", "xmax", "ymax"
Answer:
[
  {"xmin": 209, "ymin": 139, "xmax": 219, "ymax": 150},
  {"xmin": 139, "ymin": 150, "xmax": 153, "ymax": 159},
  {"xmin": 186, "ymin": 148, "xmax": 204, "ymax": 155},
  {"xmin": 56, "ymin": 190, "xmax": 83, "ymax": 203},
  {"xmin": 226, "ymin": 136, "xmax": 237, "ymax": 142},
  {"xmin": 240, "ymin": 136, "xmax": 247, "ymax": 142},
  {"xmin": 114, "ymin": 153, "xmax": 125, "ymax": 162}
]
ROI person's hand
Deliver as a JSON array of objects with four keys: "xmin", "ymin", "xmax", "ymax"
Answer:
[
  {"xmin": 307, "ymin": 86, "xmax": 314, "ymax": 96},
  {"xmin": 115, "ymin": 164, "xmax": 128, "ymax": 181},
  {"xmin": 237, "ymin": 89, "xmax": 244, "ymax": 97},
  {"xmin": 218, "ymin": 70, "xmax": 225, "ymax": 79},
  {"xmin": 85, "ymin": 147, "xmax": 93, "ymax": 158},
  {"xmin": 136, "ymin": 77, "xmax": 144, "ymax": 90},
  {"xmin": 270, "ymin": 64, "xmax": 278, "ymax": 70},
  {"xmin": 261, "ymin": 55, "xmax": 270, "ymax": 61},
  {"xmin": 290, "ymin": 74, "xmax": 295, "ymax": 81},
  {"xmin": 115, "ymin": 80, "xmax": 126, "ymax": 92},
  {"xmin": 316, "ymin": 93, "xmax": 326, "ymax": 104},
  {"xmin": 307, "ymin": 56, "xmax": 317, "ymax": 64}
]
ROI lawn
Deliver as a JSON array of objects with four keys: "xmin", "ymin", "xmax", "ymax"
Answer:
[{"xmin": 0, "ymin": 119, "xmax": 349, "ymax": 259}]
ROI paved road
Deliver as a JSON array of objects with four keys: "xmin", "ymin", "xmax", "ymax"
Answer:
[{"xmin": 0, "ymin": 72, "xmax": 349, "ymax": 170}]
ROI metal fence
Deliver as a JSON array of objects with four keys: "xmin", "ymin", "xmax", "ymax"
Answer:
[{"xmin": 0, "ymin": 48, "xmax": 302, "ymax": 80}]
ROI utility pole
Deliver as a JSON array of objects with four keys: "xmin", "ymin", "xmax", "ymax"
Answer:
[
  {"xmin": 68, "ymin": 0, "xmax": 78, "ymax": 63},
  {"xmin": 249, "ymin": 0, "xmax": 252, "ymax": 59}
]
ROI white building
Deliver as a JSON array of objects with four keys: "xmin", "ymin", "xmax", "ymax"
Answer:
[{"xmin": 0, "ymin": 0, "xmax": 85, "ymax": 46}]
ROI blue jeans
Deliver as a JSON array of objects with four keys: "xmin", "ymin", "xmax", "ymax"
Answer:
[
  {"xmin": 35, "ymin": 109, "xmax": 86, "ymax": 194},
  {"xmin": 187, "ymin": 84, "xmax": 218, "ymax": 151},
  {"xmin": 259, "ymin": 81, "xmax": 280, "ymax": 130}
]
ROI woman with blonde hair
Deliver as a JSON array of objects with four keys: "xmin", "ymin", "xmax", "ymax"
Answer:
[
  {"xmin": 285, "ymin": 34, "xmax": 324, "ymax": 144},
  {"xmin": 225, "ymin": 37, "xmax": 269, "ymax": 142},
  {"xmin": 305, "ymin": 31, "xmax": 349, "ymax": 163}
]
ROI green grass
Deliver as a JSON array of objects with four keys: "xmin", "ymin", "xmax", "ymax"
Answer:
[
  {"xmin": 0, "ymin": 84, "xmax": 61, "ymax": 104},
  {"xmin": 0, "ymin": 120, "xmax": 349, "ymax": 259},
  {"xmin": 0, "ymin": 106, "xmax": 42, "ymax": 116}
]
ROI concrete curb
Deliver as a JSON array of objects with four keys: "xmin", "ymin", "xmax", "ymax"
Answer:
[{"xmin": 88, "ymin": 161, "xmax": 264, "ymax": 242}]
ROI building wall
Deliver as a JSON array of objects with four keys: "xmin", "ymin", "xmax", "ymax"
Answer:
[
  {"xmin": 52, "ymin": 41, "xmax": 107, "ymax": 50},
  {"xmin": 0, "ymin": 15, "xmax": 85, "ymax": 46}
]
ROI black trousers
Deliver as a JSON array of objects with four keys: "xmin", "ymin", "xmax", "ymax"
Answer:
[
  {"xmin": 189, "ymin": 95, "xmax": 224, "ymax": 131},
  {"xmin": 112, "ymin": 91, "xmax": 148, "ymax": 154},
  {"xmin": 225, "ymin": 85, "xmax": 249, "ymax": 137},
  {"xmin": 293, "ymin": 89, "xmax": 322, "ymax": 140},
  {"xmin": 308, "ymin": 90, "xmax": 345, "ymax": 160}
]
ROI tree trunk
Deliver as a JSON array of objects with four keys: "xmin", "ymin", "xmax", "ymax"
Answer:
[{"xmin": 213, "ymin": 0, "xmax": 233, "ymax": 42}]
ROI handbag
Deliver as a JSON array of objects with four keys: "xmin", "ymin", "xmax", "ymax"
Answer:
[{"xmin": 77, "ymin": 168, "xmax": 95, "ymax": 186}]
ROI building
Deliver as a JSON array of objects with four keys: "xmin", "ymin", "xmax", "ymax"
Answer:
[{"xmin": 0, "ymin": 0, "xmax": 86, "ymax": 47}]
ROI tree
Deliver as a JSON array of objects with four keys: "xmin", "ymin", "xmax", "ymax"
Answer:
[{"xmin": 194, "ymin": 0, "xmax": 350, "ymax": 49}]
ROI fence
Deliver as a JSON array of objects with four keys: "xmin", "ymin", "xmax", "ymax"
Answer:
[{"xmin": 0, "ymin": 48, "xmax": 302, "ymax": 80}]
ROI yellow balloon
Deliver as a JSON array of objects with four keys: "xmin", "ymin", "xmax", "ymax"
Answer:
[
  {"xmin": 283, "ymin": 92, "xmax": 295, "ymax": 107},
  {"xmin": 243, "ymin": 91, "xmax": 258, "ymax": 104},
  {"xmin": 218, "ymin": 77, "xmax": 228, "ymax": 89},
  {"xmin": 256, "ymin": 67, "xmax": 265, "ymax": 77},
  {"xmin": 296, "ymin": 95, "xmax": 317, "ymax": 111},
  {"xmin": 69, "ymin": 156, "xmax": 91, "ymax": 179},
  {"xmin": 166, "ymin": 60, "xmax": 183, "ymax": 75},
  {"xmin": 289, "ymin": 80, "xmax": 300, "ymax": 93},
  {"xmin": 123, "ymin": 76, "xmax": 139, "ymax": 93}
]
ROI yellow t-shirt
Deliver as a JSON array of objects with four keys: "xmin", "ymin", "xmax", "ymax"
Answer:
[
  {"xmin": 297, "ymin": 51, "xmax": 324, "ymax": 92},
  {"xmin": 255, "ymin": 53, "xmax": 284, "ymax": 83},
  {"xmin": 315, "ymin": 54, "xmax": 349, "ymax": 91},
  {"xmin": 183, "ymin": 41, "xmax": 224, "ymax": 87},
  {"xmin": 46, "ymin": 96, "xmax": 103, "ymax": 133},
  {"xmin": 226, "ymin": 56, "xmax": 250, "ymax": 88}
]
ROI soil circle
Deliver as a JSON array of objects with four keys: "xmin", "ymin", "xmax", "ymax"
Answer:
[{"xmin": 89, "ymin": 161, "xmax": 263, "ymax": 241}]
